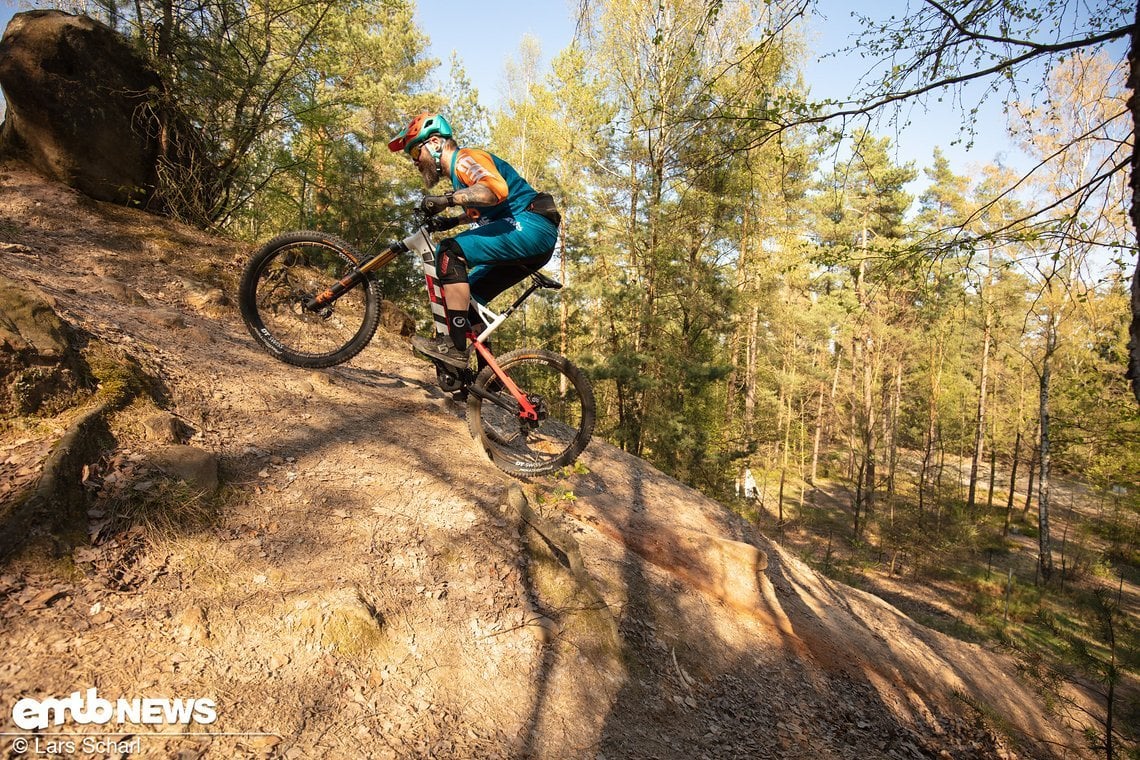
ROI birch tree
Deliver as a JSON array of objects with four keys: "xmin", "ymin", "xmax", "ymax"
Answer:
[{"xmin": 1016, "ymin": 51, "xmax": 1132, "ymax": 581}]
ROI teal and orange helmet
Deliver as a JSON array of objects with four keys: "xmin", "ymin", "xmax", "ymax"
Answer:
[{"xmin": 388, "ymin": 112, "xmax": 454, "ymax": 155}]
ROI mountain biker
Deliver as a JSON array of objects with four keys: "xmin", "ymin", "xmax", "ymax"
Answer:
[{"xmin": 388, "ymin": 112, "xmax": 562, "ymax": 371}]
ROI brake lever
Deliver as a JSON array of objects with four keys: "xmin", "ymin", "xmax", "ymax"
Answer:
[{"xmin": 423, "ymin": 214, "xmax": 453, "ymax": 233}]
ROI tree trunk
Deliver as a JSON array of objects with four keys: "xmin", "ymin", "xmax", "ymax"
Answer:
[
  {"xmin": 157, "ymin": 0, "xmax": 174, "ymax": 63},
  {"xmin": 744, "ymin": 306, "xmax": 759, "ymax": 434},
  {"xmin": 812, "ymin": 349, "xmax": 842, "ymax": 483},
  {"xmin": 854, "ymin": 258, "xmax": 876, "ymax": 534},
  {"xmin": 919, "ymin": 338, "xmax": 945, "ymax": 517},
  {"xmin": 968, "ymin": 310, "xmax": 993, "ymax": 511},
  {"xmin": 799, "ymin": 396, "xmax": 808, "ymax": 488},
  {"xmin": 987, "ymin": 445, "xmax": 997, "ymax": 511},
  {"xmin": 887, "ymin": 360, "xmax": 902, "ymax": 500},
  {"xmin": 1126, "ymin": 0, "xmax": 1140, "ymax": 406},
  {"xmin": 1024, "ymin": 431, "xmax": 1038, "ymax": 517},
  {"xmin": 778, "ymin": 466, "xmax": 786, "ymax": 527},
  {"xmin": 810, "ymin": 380, "xmax": 824, "ymax": 485},
  {"xmin": 937, "ymin": 431, "xmax": 946, "ymax": 499},
  {"xmin": 1038, "ymin": 317, "xmax": 1057, "ymax": 583},
  {"xmin": 861, "ymin": 375, "xmax": 876, "ymax": 535},
  {"xmin": 726, "ymin": 203, "xmax": 751, "ymax": 425},
  {"xmin": 1004, "ymin": 429, "xmax": 1021, "ymax": 536}
]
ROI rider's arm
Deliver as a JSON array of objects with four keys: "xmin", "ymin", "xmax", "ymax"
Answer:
[
  {"xmin": 453, "ymin": 184, "xmax": 499, "ymax": 207},
  {"xmin": 452, "ymin": 150, "xmax": 508, "ymax": 207}
]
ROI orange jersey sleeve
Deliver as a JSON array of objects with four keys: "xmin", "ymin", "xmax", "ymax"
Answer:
[{"xmin": 453, "ymin": 149, "xmax": 509, "ymax": 203}]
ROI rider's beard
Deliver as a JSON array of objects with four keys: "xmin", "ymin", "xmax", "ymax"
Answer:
[{"xmin": 418, "ymin": 159, "xmax": 440, "ymax": 189}]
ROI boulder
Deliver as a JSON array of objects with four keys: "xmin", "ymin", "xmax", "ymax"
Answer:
[
  {"xmin": 0, "ymin": 11, "xmax": 174, "ymax": 207},
  {"xmin": 380, "ymin": 300, "xmax": 416, "ymax": 337},
  {"xmin": 0, "ymin": 276, "xmax": 68, "ymax": 365},
  {"xmin": 141, "ymin": 411, "xmax": 186, "ymax": 444},
  {"xmin": 149, "ymin": 445, "xmax": 219, "ymax": 496},
  {"xmin": 182, "ymin": 279, "xmax": 229, "ymax": 312},
  {"xmin": 0, "ymin": 273, "xmax": 80, "ymax": 414}
]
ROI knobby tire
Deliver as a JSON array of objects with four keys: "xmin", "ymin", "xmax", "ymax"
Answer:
[
  {"xmin": 467, "ymin": 349, "xmax": 595, "ymax": 477},
  {"xmin": 239, "ymin": 231, "xmax": 380, "ymax": 369}
]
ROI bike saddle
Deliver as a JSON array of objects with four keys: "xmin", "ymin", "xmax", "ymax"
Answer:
[{"xmin": 531, "ymin": 271, "xmax": 562, "ymax": 290}]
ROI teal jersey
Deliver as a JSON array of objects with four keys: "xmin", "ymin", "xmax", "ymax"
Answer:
[{"xmin": 449, "ymin": 148, "xmax": 538, "ymax": 225}]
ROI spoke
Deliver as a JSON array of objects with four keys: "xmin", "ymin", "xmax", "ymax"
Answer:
[
  {"xmin": 254, "ymin": 242, "xmax": 368, "ymax": 359},
  {"xmin": 474, "ymin": 357, "xmax": 588, "ymax": 473}
]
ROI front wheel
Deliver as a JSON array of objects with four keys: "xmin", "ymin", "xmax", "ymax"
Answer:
[
  {"xmin": 238, "ymin": 231, "xmax": 381, "ymax": 368},
  {"xmin": 467, "ymin": 349, "xmax": 595, "ymax": 477}
]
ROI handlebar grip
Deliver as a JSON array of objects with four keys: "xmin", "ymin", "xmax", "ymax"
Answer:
[{"xmin": 421, "ymin": 196, "xmax": 451, "ymax": 215}]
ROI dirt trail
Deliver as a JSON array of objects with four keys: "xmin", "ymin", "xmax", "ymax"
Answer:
[{"xmin": 0, "ymin": 162, "xmax": 1098, "ymax": 758}]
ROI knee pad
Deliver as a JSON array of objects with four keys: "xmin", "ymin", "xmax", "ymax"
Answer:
[{"xmin": 436, "ymin": 239, "xmax": 469, "ymax": 286}]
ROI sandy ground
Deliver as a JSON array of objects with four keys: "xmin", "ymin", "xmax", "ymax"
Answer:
[{"xmin": 0, "ymin": 161, "xmax": 1103, "ymax": 758}]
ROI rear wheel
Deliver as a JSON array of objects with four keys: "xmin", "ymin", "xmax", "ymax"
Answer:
[
  {"xmin": 239, "ymin": 231, "xmax": 380, "ymax": 368},
  {"xmin": 467, "ymin": 349, "xmax": 595, "ymax": 477}
]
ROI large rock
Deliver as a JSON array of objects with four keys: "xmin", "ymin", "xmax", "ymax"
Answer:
[
  {"xmin": 0, "ymin": 273, "xmax": 79, "ymax": 415},
  {"xmin": 0, "ymin": 11, "xmax": 168, "ymax": 207},
  {"xmin": 380, "ymin": 300, "xmax": 416, "ymax": 337},
  {"xmin": 0, "ymin": 276, "xmax": 69, "ymax": 367},
  {"xmin": 148, "ymin": 445, "xmax": 219, "ymax": 496}
]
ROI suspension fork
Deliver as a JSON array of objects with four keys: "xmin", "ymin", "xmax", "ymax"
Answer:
[
  {"xmin": 470, "ymin": 341, "xmax": 539, "ymax": 421},
  {"xmin": 304, "ymin": 245, "xmax": 402, "ymax": 310}
]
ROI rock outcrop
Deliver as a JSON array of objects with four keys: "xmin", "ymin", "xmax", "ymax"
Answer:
[
  {"xmin": 0, "ymin": 11, "xmax": 180, "ymax": 208},
  {"xmin": 0, "ymin": 273, "xmax": 80, "ymax": 415}
]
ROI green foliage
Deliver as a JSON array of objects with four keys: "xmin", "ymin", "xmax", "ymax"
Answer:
[{"xmin": 90, "ymin": 0, "xmax": 434, "ymax": 240}]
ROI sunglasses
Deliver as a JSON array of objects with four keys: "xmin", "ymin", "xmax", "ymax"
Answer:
[{"xmin": 409, "ymin": 138, "xmax": 434, "ymax": 162}]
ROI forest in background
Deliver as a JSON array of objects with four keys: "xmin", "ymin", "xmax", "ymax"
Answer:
[{"xmin": 10, "ymin": 0, "xmax": 1140, "ymax": 753}]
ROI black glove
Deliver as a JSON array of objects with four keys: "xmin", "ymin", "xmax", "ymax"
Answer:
[
  {"xmin": 426, "ymin": 213, "xmax": 470, "ymax": 233},
  {"xmin": 420, "ymin": 193, "xmax": 454, "ymax": 216}
]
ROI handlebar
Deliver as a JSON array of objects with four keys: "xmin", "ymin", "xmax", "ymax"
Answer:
[{"xmin": 421, "ymin": 211, "xmax": 468, "ymax": 234}]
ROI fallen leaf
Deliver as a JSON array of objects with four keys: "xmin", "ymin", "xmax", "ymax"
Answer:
[
  {"xmin": 248, "ymin": 736, "xmax": 280, "ymax": 751},
  {"xmin": 24, "ymin": 589, "xmax": 66, "ymax": 610},
  {"xmin": 73, "ymin": 546, "xmax": 102, "ymax": 563}
]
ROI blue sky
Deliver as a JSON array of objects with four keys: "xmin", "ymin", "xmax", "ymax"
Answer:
[{"xmin": 414, "ymin": 0, "xmax": 1036, "ymax": 185}]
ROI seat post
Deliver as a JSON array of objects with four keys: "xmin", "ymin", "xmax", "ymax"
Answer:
[
  {"xmin": 483, "ymin": 272, "xmax": 558, "ymax": 328},
  {"xmin": 501, "ymin": 282, "xmax": 543, "ymax": 319}
]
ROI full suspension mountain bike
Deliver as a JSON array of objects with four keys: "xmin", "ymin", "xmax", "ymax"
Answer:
[{"xmin": 237, "ymin": 212, "xmax": 595, "ymax": 477}]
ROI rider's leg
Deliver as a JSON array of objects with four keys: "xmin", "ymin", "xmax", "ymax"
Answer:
[
  {"xmin": 436, "ymin": 239, "xmax": 472, "ymax": 353},
  {"xmin": 463, "ymin": 300, "xmax": 490, "ymax": 370},
  {"xmin": 468, "ymin": 255, "xmax": 552, "ymax": 303},
  {"xmin": 440, "ymin": 215, "xmax": 557, "ymax": 355},
  {"xmin": 442, "ymin": 283, "xmax": 471, "ymax": 351},
  {"xmin": 467, "ymin": 269, "xmax": 495, "ymax": 371}
]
